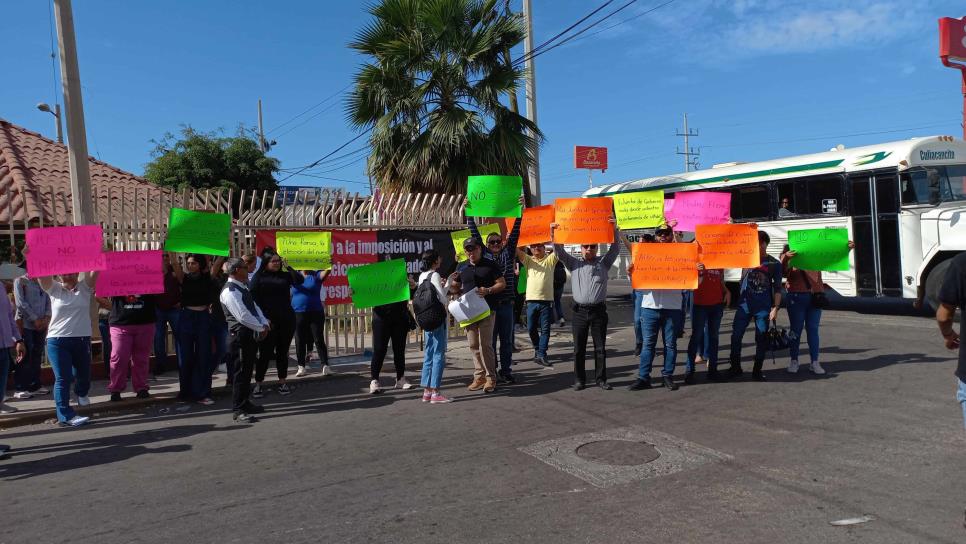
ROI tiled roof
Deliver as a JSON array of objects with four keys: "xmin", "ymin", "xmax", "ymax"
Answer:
[{"xmin": 0, "ymin": 119, "xmax": 161, "ymax": 224}]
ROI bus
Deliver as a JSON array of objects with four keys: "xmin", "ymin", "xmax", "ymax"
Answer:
[{"xmin": 583, "ymin": 136, "xmax": 966, "ymax": 309}]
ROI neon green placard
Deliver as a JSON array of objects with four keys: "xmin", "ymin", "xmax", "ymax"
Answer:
[
  {"xmin": 788, "ymin": 227, "xmax": 850, "ymax": 271},
  {"xmin": 163, "ymin": 208, "xmax": 231, "ymax": 256},
  {"xmin": 276, "ymin": 231, "xmax": 332, "ymax": 270},
  {"xmin": 613, "ymin": 190, "xmax": 665, "ymax": 229},
  {"xmin": 347, "ymin": 259, "xmax": 410, "ymax": 308},
  {"xmin": 465, "ymin": 175, "xmax": 523, "ymax": 218}
]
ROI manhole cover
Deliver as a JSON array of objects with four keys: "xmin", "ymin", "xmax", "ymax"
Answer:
[{"xmin": 575, "ymin": 440, "xmax": 660, "ymax": 466}]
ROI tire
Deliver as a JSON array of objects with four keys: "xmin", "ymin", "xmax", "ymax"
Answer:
[{"xmin": 924, "ymin": 258, "xmax": 952, "ymax": 313}]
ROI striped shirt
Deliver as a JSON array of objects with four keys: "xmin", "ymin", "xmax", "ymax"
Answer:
[{"xmin": 468, "ymin": 217, "xmax": 521, "ymax": 302}]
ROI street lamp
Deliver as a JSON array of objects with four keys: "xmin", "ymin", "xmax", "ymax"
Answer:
[{"xmin": 36, "ymin": 102, "xmax": 64, "ymax": 144}]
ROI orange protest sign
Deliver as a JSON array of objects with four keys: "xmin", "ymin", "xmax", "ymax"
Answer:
[
  {"xmin": 630, "ymin": 242, "xmax": 699, "ymax": 289},
  {"xmin": 553, "ymin": 197, "xmax": 614, "ymax": 244},
  {"xmin": 695, "ymin": 224, "xmax": 759, "ymax": 269},
  {"xmin": 517, "ymin": 205, "xmax": 555, "ymax": 246}
]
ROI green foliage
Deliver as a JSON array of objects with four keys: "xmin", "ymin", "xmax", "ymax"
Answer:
[
  {"xmin": 144, "ymin": 126, "xmax": 279, "ymax": 192},
  {"xmin": 347, "ymin": 0, "xmax": 542, "ymax": 195}
]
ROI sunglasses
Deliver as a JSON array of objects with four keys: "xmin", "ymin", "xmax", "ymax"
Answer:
[
  {"xmin": 487, "ymin": 240, "xmax": 502, "ymax": 246},
  {"xmin": 581, "ymin": 245, "xmax": 597, "ymax": 249}
]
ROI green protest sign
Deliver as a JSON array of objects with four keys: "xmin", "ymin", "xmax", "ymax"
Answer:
[
  {"xmin": 517, "ymin": 264, "xmax": 527, "ymax": 295},
  {"xmin": 276, "ymin": 231, "xmax": 332, "ymax": 270},
  {"xmin": 788, "ymin": 227, "xmax": 850, "ymax": 271},
  {"xmin": 163, "ymin": 208, "xmax": 231, "ymax": 256},
  {"xmin": 347, "ymin": 258, "xmax": 411, "ymax": 309},
  {"xmin": 465, "ymin": 175, "xmax": 522, "ymax": 218}
]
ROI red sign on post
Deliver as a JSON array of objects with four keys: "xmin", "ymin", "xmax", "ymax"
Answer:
[
  {"xmin": 939, "ymin": 17, "xmax": 966, "ymax": 61},
  {"xmin": 574, "ymin": 146, "xmax": 608, "ymax": 172}
]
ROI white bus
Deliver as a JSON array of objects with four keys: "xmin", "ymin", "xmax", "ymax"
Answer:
[{"xmin": 584, "ymin": 136, "xmax": 966, "ymax": 309}]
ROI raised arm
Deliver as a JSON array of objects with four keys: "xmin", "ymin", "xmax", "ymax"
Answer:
[
  {"xmin": 286, "ymin": 265, "xmax": 304, "ymax": 286},
  {"xmin": 168, "ymin": 252, "xmax": 184, "ymax": 283},
  {"xmin": 601, "ymin": 225, "xmax": 622, "ymax": 268},
  {"xmin": 506, "ymin": 212, "xmax": 522, "ymax": 253},
  {"xmin": 83, "ymin": 269, "xmax": 100, "ymax": 289},
  {"xmin": 318, "ymin": 269, "xmax": 331, "ymax": 282},
  {"xmin": 467, "ymin": 214, "xmax": 482, "ymax": 242}
]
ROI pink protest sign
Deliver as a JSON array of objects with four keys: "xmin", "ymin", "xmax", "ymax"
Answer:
[
  {"xmin": 25, "ymin": 225, "xmax": 106, "ymax": 277},
  {"xmin": 95, "ymin": 250, "xmax": 165, "ymax": 297},
  {"xmin": 664, "ymin": 198, "xmax": 675, "ymax": 215},
  {"xmin": 665, "ymin": 191, "xmax": 731, "ymax": 232}
]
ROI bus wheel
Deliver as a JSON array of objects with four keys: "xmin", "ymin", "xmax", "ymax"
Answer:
[{"xmin": 924, "ymin": 258, "xmax": 951, "ymax": 312}]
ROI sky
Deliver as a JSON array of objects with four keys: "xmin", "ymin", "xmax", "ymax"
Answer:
[{"xmin": 2, "ymin": 0, "xmax": 965, "ymax": 201}]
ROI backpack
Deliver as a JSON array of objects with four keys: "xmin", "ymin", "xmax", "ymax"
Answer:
[{"xmin": 413, "ymin": 275, "xmax": 447, "ymax": 330}]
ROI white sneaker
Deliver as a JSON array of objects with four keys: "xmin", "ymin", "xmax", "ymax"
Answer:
[
  {"xmin": 395, "ymin": 377, "xmax": 413, "ymax": 390},
  {"xmin": 217, "ymin": 364, "xmax": 227, "ymax": 373},
  {"xmin": 0, "ymin": 403, "xmax": 18, "ymax": 414},
  {"xmin": 77, "ymin": 396, "xmax": 91, "ymax": 406},
  {"xmin": 321, "ymin": 365, "xmax": 334, "ymax": 376},
  {"xmin": 65, "ymin": 415, "xmax": 90, "ymax": 427},
  {"xmin": 787, "ymin": 360, "xmax": 800, "ymax": 374},
  {"xmin": 809, "ymin": 361, "xmax": 826, "ymax": 375},
  {"xmin": 13, "ymin": 391, "xmax": 32, "ymax": 399},
  {"xmin": 295, "ymin": 365, "xmax": 308, "ymax": 378},
  {"xmin": 369, "ymin": 380, "xmax": 382, "ymax": 394}
]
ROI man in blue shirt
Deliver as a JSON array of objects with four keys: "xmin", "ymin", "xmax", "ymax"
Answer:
[{"xmin": 728, "ymin": 230, "xmax": 782, "ymax": 381}]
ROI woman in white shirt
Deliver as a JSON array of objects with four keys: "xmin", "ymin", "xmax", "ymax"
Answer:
[{"xmin": 417, "ymin": 249, "xmax": 456, "ymax": 404}]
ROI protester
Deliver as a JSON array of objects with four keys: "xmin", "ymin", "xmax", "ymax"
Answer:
[
  {"xmin": 728, "ymin": 230, "xmax": 782, "ymax": 381},
  {"xmin": 153, "ymin": 259, "xmax": 182, "ymax": 377},
  {"xmin": 685, "ymin": 264, "xmax": 730, "ymax": 383},
  {"xmin": 210, "ymin": 261, "xmax": 230, "ymax": 379},
  {"xmin": 0, "ymin": 280, "xmax": 25, "ymax": 414},
  {"xmin": 451, "ymin": 237, "xmax": 506, "ymax": 393},
  {"xmin": 417, "ymin": 249, "xmax": 456, "ymax": 403},
  {"xmin": 552, "ymin": 258, "xmax": 567, "ymax": 327},
  {"xmin": 12, "ymin": 271, "xmax": 50, "ymax": 399},
  {"xmin": 467, "ymin": 216, "xmax": 521, "ymax": 383},
  {"xmin": 936, "ymin": 253, "xmax": 965, "ymax": 428},
  {"xmin": 249, "ymin": 249, "xmax": 301, "ymax": 397},
  {"xmin": 292, "ymin": 268, "xmax": 332, "ymax": 378},
  {"xmin": 367, "ymin": 281, "xmax": 416, "ymax": 394},
  {"xmin": 780, "ymin": 240, "xmax": 855, "ymax": 375},
  {"xmin": 515, "ymin": 243, "xmax": 557, "ymax": 368},
  {"xmin": 169, "ymin": 252, "xmax": 223, "ymax": 405},
  {"xmin": 552, "ymin": 220, "xmax": 622, "ymax": 391},
  {"xmin": 107, "ymin": 293, "xmax": 156, "ymax": 401},
  {"xmin": 220, "ymin": 257, "xmax": 269, "ymax": 423}
]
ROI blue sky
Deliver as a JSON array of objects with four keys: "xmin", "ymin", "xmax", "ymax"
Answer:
[{"xmin": 2, "ymin": 0, "xmax": 964, "ymax": 200}]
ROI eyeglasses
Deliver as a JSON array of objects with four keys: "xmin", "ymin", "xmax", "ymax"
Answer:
[{"xmin": 487, "ymin": 240, "xmax": 502, "ymax": 246}]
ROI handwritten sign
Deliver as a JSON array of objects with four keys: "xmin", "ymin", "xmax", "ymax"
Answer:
[
  {"xmin": 451, "ymin": 223, "xmax": 501, "ymax": 262},
  {"xmin": 788, "ymin": 227, "xmax": 850, "ymax": 271},
  {"xmin": 695, "ymin": 224, "xmax": 759, "ymax": 269},
  {"xmin": 25, "ymin": 225, "xmax": 106, "ymax": 277},
  {"xmin": 465, "ymin": 175, "xmax": 523, "ymax": 218},
  {"xmin": 553, "ymin": 197, "xmax": 615, "ymax": 244},
  {"xmin": 630, "ymin": 242, "xmax": 699, "ymax": 289},
  {"xmin": 665, "ymin": 191, "xmax": 730, "ymax": 232},
  {"xmin": 517, "ymin": 205, "xmax": 555, "ymax": 246},
  {"xmin": 163, "ymin": 208, "xmax": 231, "ymax": 256},
  {"xmin": 347, "ymin": 258, "xmax": 411, "ymax": 309},
  {"xmin": 613, "ymin": 190, "xmax": 665, "ymax": 229},
  {"xmin": 276, "ymin": 231, "xmax": 332, "ymax": 270},
  {"xmin": 95, "ymin": 250, "xmax": 164, "ymax": 297},
  {"xmin": 664, "ymin": 198, "xmax": 675, "ymax": 215}
]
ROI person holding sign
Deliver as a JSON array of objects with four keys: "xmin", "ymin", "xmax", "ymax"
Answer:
[
  {"xmin": 250, "ymin": 249, "xmax": 303, "ymax": 397},
  {"xmin": 552, "ymin": 219, "xmax": 623, "ymax": 391},
  {"xmin": 169, "ymin": 252, "xmax": 224, "ymax": 405},
  {"xmin": 515, "ymin": 243, "xmax": 558, "ymax": 368},
  {"xmin": 685, "ymin": 265, "xmax": 730, "ymax": 383},
  {"xmin": 367, "ymin": 282, "xmax": 417, "ymax": 395},
  {"xmin": 728, "ymin": 230, "xmax": 782, "ymax": 381},
  {"xmin": 780, "ymin": 239, "xmax": 854, "ymax": 375},
  {"xmin": 106, "ymin": 293, "xmax": 157, "ymax": 402},
  {"xmin": 292, "ymin": 269, "xmax": 332, "ymax": 378},
  {"xmin": 220, "ymin": 257, "xmax": 270, "ymax": 423}
]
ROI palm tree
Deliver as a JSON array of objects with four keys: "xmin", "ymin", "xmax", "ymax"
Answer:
[{"xmin": 347, "ymin": 0, "xmax": 542, "ymax": 198}]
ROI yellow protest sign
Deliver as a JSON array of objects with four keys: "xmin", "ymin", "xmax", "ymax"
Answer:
[
  {"xmin": 276, "ymin": 231, "xmax": 333, "ymax": 270},
  {"xmin": 451, "ymin": 223, "xmax": 501, "ymax": 262},
  {"xmin": 613, "ymin": 190, "xmax": 665, "ymax": 229}
]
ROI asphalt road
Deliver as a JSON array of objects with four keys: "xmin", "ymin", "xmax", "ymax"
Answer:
[{"xmin": 1, "ymin": 295, "xmax": 962, "ymax": 544}]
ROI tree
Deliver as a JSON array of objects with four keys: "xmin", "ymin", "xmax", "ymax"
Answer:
[
  {"xmin": 347, "ymin": 0, "xmax": 542, "ymax": 197},
  {"xmin": 144, "ymin": 126, "xmax": 279, "ymax": 192}
]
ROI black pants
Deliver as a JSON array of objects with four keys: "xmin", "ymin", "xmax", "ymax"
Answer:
[
  {"xmin": 572, "ymin": 303, "xmax": 608, "ymax": 383},
  {"xmin": 371, "ymin": 314, "xmax": 408, "ymax": 380},
  {"xmin": 295, "ymin": 310, "xmax": 328, "ymax": 367},
  {"xmin": 256, "ymin": 313, "xmax": 296, "ymax": 382},
  {"xmin": 514, "ymin": 292, "xmax": 525, "ymax": 325},
  {"xmin": 229, "ymin": 327, "xmax": 258, "ymax": 413}
]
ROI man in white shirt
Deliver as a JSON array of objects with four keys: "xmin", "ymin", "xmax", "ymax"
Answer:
[{"xmin": 220, "ymin": 258, "xmax": 270, "ymax": 423}]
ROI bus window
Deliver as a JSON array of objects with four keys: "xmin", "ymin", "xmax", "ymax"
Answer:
[
  {"xmin": 900, "ymin": 168, "xmax": 942, "ymax": 205},
  {"xmin": 731, "ymin": 184, "xmax": 770, "ymax": 221},
  {"xmin": 776, "ymin": 176, "xmax": 842, "ymax": 216},
  {"xmin": 945, "ymin": 165, "xmax": 966, "ymax": 201},
  {"xmin": 875, "ymin": 173, "xmax": 900, "ymax": 214}
]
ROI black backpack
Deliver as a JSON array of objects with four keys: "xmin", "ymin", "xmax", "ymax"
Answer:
[{"xmin": 413, "ymin": 276, "xmax": 447, "ymax": 330}]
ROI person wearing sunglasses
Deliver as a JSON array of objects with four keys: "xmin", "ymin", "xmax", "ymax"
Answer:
[{"xmin": 728, "ymin": 229, "xmax": 782, "ymax": 381}]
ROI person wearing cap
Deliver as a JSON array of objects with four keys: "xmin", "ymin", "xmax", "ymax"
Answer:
[
  {"xmin": 450, "ymin": 237, "xmax": 506, "ymax": 393},
  {"xmin": 220, "ymin": 257, "xmax": 269, "ymax": 423},
  {"xmin": 551, "ymin": 218, "xmax": 622, "ymax": 391}
]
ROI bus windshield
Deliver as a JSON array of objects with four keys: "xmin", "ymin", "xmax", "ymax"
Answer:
[{"xmin": 901, "ymin": 165, "xmax": 966, "ymax": 205}]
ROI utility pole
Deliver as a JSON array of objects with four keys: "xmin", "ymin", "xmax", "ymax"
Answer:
[
  {"xmin": 257, "ymin": 98, "xmax": 267, "ymax": 152},
  {"xmin": 676, "ymin": 113, "xmax": 700, "ymax": 172},
  {"xmin": 522, "ymin": 0, "xmax": 540, "ymax": 205},
  {"xmin": 53, "ymin": 0, "xmax": 94, "ymax": 226}
]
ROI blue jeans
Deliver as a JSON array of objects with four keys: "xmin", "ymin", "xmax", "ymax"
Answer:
[
  {"xmin": 526, "ymin": 301, "xmax": 553, "ymax": 358},
  {"xmin": 154, "ymin": 307, "xmax": 181, "ymax": 374},
  {"xmin": 46, "ymin": 336, "xmax": 92, "ymax": 423},
  {"xmin": 420, "ymin": 324, "xmax": 447, "ymax": 389},
  {"xmin": 633, "ymin": 290, "xmax": 644, "ymax": 346},
  {"xmin": 177, "ymin": 308, "xmax": 211, "ymax": 400},
  {"xmin": 958, "ymin": 379, "xmax": 966, "ymax": 430},
  {"xmin": 14, "ymin": 328, "xmax": 45, "ymax": 392},
  {"xmin": 786, "ymin": 292, "xmax": 821, "ymax": 362},
  {"xmin": 687, "ymin": 304, "xmax": 724, "ymax": 372},
  {"xmin": 638, "ymin": 308, "xmax": 682, "ymax": 379},
  {"xmin": 730, "ymin": 306, "xmax": 769, "ymax": 365},
  {"xmin": 553, "ymin": 287, "xmax": 564, "ymax": 322},
  {"xmin": 211, "ymin": 317, "xmax": 229, "ymax": 376},
  {"xmin": 491, "ymin": 301, "xmax": 514, "ymax": 376}
]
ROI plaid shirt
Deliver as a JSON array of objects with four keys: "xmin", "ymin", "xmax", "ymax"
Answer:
[{"xmin": 468, "ymin": 216, "xmax": 521, "ymax": 302}]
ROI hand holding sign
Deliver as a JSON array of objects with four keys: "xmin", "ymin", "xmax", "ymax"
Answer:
[
  {"xmin": 164, "ymin": 208, "xmax": 231, "ymax": 256},
  {"xmin": 465, "ymin": 175, "xmax": 523, "ymax": 218},
  {"xmin": 347, "ymin": 258, "xmax": 411, "ymax": 309},
  {"xmin": 629, "ymin": 242, "xmax": 699, "ymax": 289},
  {"xmin": 665, "ymin": 192, "xmax": 730, "ymax": 232},
  {"xmin": 516, "ymin": 205, "xmax": 555, "ymax": 246},
  {"xmin": 276, "ymin": 231, "xmax": 333, "ymax": 270},
  {"xmin": 95, "ymin": 250, "xmax": 165, "ymax": 297},
  {"xmin": 695, "ymin": 224, "xmax": 759, "ymax": 269},
  {"xmin": 25, "ymin": 225, "xmax": 106, "ymax": 277},
  {"xmin": 553, "ymin": 197, "xmax": 615, "ymax": 244},
  {"xmin": 787, "ymin": 227, "xmax": 850, "ymax": 271},
  {"xmin": 613, "ymin": 190, "xmax": 664, "ymax": 229}
]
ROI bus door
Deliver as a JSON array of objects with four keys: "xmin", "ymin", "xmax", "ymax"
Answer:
[{"xmin": 848, "ymin": 170, "xmax": 902, "ymax": 297}]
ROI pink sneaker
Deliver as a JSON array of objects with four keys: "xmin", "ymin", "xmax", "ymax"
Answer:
[
  {"xmin": 421, "ymin": 390, "xmax": 432, "ymax": 403},
  {"xmin": 430, "ymin": 393, "xmax": 452, "ymax": 404}
]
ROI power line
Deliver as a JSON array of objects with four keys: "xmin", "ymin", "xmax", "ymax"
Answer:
[
  {"xmin": 47, "ymin": 0, "xmax": 59, "ymax": 108},
  {"xmin": 565, "ymin": 0, "xmax": 677, "ymax": 45},
  {"xmin": 266, "ymin": 83, "xmax": 352, "ymax": 134},
  {"xmin": 513, "ymin": 0, "xmax": 616, "ymax": 66},
  {"xmin": 277, "ymin": 127, "xmax": 373, "ymax": 183}
]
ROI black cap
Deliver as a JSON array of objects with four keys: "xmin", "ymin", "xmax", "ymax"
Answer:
[{"xmin": 463, "ymin": 237, "xmax": 482, "ymax": 250}]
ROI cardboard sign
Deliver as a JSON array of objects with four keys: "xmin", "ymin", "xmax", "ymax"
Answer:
[
  {"xmin": 695, "ymin": 224, "xmax": 759, "ymax": 269},
  {"xmin": 574, "ymin": 146, "xmax": 608, "ymax": 171},
  {"xmin": 665, "ymin": 192, "xmax": 730, "ymax": 232},
  {"xmin": 788, "ymin": 227, "xmax": 850, "ymax": 271},
  {"xmin": 629, "ymin": 242, "xmax": 699, "ymax": 289},
  {"xmin": 276, "ymin": 231, "xmax": 333, "ymax": 270},
  {"xmin": 347, "ymin": 258, "xmax": 411, "ymax": 309},
  {"xmin": 465, "ymin": 175, "xmax": 523, "ymax": 218},
  {"xmin": 25, "ymin": 225, "xmax": 106, "ymax": 277},
  {"xmin": 95, "ymin": 250, "xmax": 164, "ymax": 297},
  {"xmin": 613, "ymin": 190, "xmax": 665, "ymax": 229},
  {"xmin": 553, "ymin": 197, "xmax": 615, "ymax": 244},
  {"xmin": 452, "ymin": 223, "xmax": 501, "ymax": 262},
  {"xmin": 164, "ymin": 208, "xmax": 231, "ymax": 256},
  {"xmin": 517, "ymin": 205, "xmax": 555, "ymax": 246}
]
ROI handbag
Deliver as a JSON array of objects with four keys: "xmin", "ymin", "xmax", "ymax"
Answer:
[
  {"xmin": 766, "ymin": 320, "xmax": 789, "ymax": 352},
  {"xmin": 801, "ymin": 271, "xmax": 830, "ymax": 309}
]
